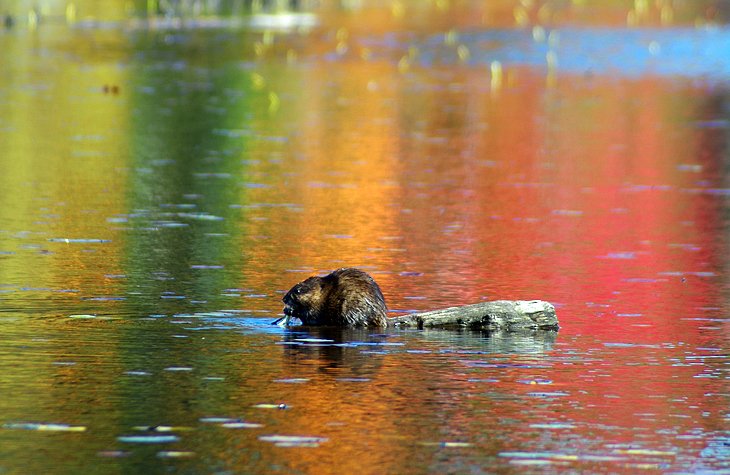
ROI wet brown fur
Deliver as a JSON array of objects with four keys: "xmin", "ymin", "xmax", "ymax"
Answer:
[{"xmin": 282, "ymin": 268, "xmax": 388, "ymax": 327}]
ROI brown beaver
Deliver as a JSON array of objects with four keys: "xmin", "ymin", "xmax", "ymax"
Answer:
[{"xmin": 278, "ymin": 268, "xmax": 388, "ymax": 327}]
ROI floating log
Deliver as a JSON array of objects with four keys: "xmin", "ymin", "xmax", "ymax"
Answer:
[{"xmin": 388, "ymin": 300, "xmax": 558, "ymax": 331}]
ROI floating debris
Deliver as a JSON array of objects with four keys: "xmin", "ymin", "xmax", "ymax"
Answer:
[
  {"xmin": 164, "ymin": 367, "xmax": 193, "ymax": 372},
  {"xmin": 68, "ymin": 314, "xmax": 97, "ymax": 319},
  {"xmin": 274, "ymin": 378, "xmax": 310, "ymax": 384}
]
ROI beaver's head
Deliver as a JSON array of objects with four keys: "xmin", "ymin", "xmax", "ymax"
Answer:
[{"xmin": 282, "ymin": 276, "xmax": 326, "ymax": 325}]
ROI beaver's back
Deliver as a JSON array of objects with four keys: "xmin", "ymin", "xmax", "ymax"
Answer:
[
  {"xmin": 320, "ymin": 268, "xmax": 388, "ymax": 327},
  {"xmin": 283, "ymin": 268, "xmax": 388, "ymax": 327}
]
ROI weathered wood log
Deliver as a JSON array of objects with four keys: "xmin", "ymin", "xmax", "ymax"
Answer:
[{"xmin": 388, "ymin": 300, "xmax": 558, "ymax": 331}]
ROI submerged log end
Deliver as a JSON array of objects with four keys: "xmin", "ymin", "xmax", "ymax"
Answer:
[{"xmin": 387, "ymin": 300, "xmax": 559, "ymax": 331}]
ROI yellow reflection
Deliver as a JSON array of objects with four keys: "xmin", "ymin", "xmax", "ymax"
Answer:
[{"xmin": 0, "ymin": 29, "xmax": 128, "ymax": 292}]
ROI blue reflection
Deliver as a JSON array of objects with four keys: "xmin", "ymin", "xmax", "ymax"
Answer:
[{"xmin": 420, "ymin": 27, "xmax": 730, "ymax": 80}]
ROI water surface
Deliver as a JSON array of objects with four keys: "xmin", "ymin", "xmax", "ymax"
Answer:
[{"xmin": 1, "ymin": 2, "xmax": 730, "ymax": 473}]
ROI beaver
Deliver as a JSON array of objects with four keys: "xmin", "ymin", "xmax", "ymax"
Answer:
[{"xmin": 278, "ymin": 268, "xmax": 388, "ymax": 327}]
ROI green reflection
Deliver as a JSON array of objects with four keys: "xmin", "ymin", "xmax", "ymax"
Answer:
[{"xmin": 122, "ymin": 32, "xmax": 255, "ymax": 314}]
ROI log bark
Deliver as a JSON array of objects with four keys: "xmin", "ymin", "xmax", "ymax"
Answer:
[{"xmin": 387, "ymin": 300, "xmax": 558, "ymax": 331}]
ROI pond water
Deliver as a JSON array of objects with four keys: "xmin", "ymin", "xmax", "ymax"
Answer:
[{"xmin": 1, "ymin": 2, "xmax": 730, "ymax": 474}]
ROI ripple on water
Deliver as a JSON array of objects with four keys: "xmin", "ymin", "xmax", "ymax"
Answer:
[
  {"xmin": 259, "ymin": 435, "xmax": 328, "ymax": 448},
  {"xmin": 117, "ymin": 435, "xmax": 180, "ymax": 444}
]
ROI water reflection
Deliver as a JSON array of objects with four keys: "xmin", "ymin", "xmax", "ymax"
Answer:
[{"xmin": 2, "ymin": 1, "xmax": 730, "ymax": 473}]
